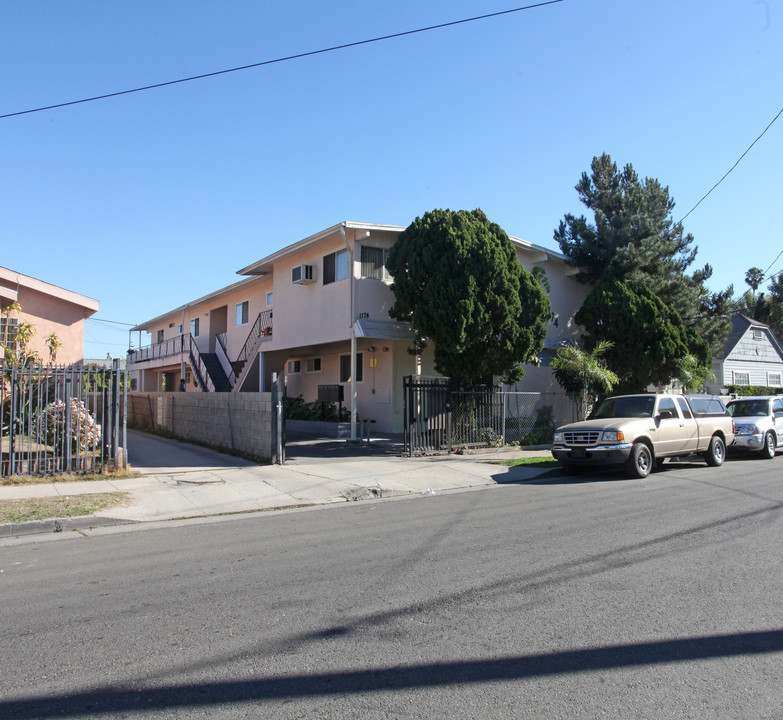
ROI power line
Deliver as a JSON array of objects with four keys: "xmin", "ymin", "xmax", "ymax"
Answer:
[
  {"xmin": 87, "ymin": 317, "xmax": 136, "ymax": 327},
  {"xmin": 679, "ymin": 104, "xmax": 783, "ymax": 223},
  {"xmin": 763, "ymin": 249, "xmax": 783, "ymax": 279},
  {"xmin": 0, "ymin": 1, "xmax": 563, "ymax": 120}
]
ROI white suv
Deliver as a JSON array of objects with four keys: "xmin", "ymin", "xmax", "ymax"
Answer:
[{"xmin": 727, "ymin": 396, "xmax": 783, "ymax": 459}]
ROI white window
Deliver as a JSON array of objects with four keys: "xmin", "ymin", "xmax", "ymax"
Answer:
[
  {"xmin": 177, "ymin": 324, "xmax": 183, "ymax": 334},
  {"xmin": 768, "ymin": 373, "xmax": 782, "ymax": 387},
  {"xmin": 236, "ymin": 301, "xmax": 249, "ymax": 326},
  {"xmin": 287, "ymin": 360, "xmax": 301, "ymax": 374},
  {"xmin": 190, "ymin": 318, "xmax": 199, "ymax": 337},
  {"xmin": 306, "ymin": 357, "xmax": 322, "ymax": 373},
  {"xmin": 0, "ymin": 317, "xmax": 19, "ymax": 345},
  {"xmin": 752, "ymin": 328, "xmax": 764, "ymax": 340},
  {"xmin": 323, "ymin": 249, "xmax": 349, "ymax": 285},
  {"xmin": 733, "ymin": 371, "xmax": 750, "ymax": 385},
  {"xmin": 360, "ymin": 245, "xmax": 389, "ymax": 280},
  {"xmin": 266, "ymin": 292, "xmax": 273, "ymax": 306}
]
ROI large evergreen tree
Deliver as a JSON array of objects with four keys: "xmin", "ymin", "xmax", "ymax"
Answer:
[
  {"xmin": 575, "ymin": 277, "xmax": 711, "ymax": 392},
  {"xmin": 554, "ymin": 153, "xmax": 731, "ymax": 353},
  {"xmin": 386, "ymin": 209, "xmax": 551, "ymax": 384}
]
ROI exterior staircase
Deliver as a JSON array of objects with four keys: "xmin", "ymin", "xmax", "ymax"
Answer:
[{"xmin": 199, "ymin": 352, "xmax": 230, "ymax": 392}]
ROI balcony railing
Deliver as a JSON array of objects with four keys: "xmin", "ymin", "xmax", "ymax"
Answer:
[{"xmin": 127, "ymin": 334, "xmax": 191, "ymax": 365}]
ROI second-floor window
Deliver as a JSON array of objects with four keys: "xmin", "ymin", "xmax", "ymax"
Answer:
[
  {"xmin": 360, "ymin": 245, "xmax": 389, "ymax": 280},
  {"xmin": 266, "ymin": 292, "xmax": 273, "ymax": 306},
  {"xmin": 236, "ymin": 301, "xmax": 249, "ymax": 326},
  {"xmin": 156, "ymin": 329, "xmax": 164, "ymax": 344},
  {"xmin": 323, "ymin": 249, "xmax": 349, "ymax": 285},
  {"xmin": 191, "ymin": 318, "xmax": 199, "ymax": 337}
]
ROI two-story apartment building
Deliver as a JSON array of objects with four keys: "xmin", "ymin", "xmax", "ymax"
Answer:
[
  {"xmin": 1, "ymin": 266, "xmax": 99, "ymax": 366},
  {"xmin": 128, "ymin": 221, "xmax": 589, "ymax": 434}
]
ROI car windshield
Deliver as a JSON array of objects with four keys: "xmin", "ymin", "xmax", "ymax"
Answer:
[
  {"xmin": 592, "ymin": 396, "xmax": 655, "ymax": 419},
  {"xmin": 727, "ymin": 400, "xmax": 770, "ymax": 417}
]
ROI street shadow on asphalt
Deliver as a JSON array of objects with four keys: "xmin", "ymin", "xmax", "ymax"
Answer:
[
  {"xmin": 284, "ymin": 433, "xmax": 405, "ymax": 461},
  {"xmin": 4, "ymin": 629, "xmax": 782, "ymax": 718},
  {"xmin": 490, "ymin": 456, "xmax": 754, "ymax": 485}
]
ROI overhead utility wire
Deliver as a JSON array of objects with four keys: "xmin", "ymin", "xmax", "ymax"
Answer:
[
  {"xmin": 679, "ymin": 103, "xmax": 783, "ymax": 223},
  {"xmin": 762, "ymin": 249, "xmax": 783, "ymax": 279},
  {"xmin": 0, "ymin": 1, "xmax": 563, "ymax": 120}
]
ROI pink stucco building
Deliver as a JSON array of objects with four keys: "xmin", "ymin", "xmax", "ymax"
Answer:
[
  {"xmin": 0, "ymin": 266, "xmax": 99, "ymax": 366},
  {"xmin": 128, "ymin": 221, "xmax": 589, "ymax": 434}
]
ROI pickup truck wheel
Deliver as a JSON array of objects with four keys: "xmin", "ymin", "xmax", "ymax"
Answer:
[
  {"xmin": 760, "ymin": 432, "xmax": 776, "ymax": 459},
  {"xmin": 705, "ymin": 435, "xmax": 726, "ymax": 467},
  {"xmin": 626, "ymin": 442, "xmax": 653, "ymax": 479}
]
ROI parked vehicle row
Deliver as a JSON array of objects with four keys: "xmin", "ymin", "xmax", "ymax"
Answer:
[{"xmin": 551, "ymin": 393, "xmax": 783, "ymax": 479}]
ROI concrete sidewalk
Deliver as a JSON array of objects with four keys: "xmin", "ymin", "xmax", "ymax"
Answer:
[{"xmin": 0, "ymin": 429, "xmax": 556, "ymax": 539}]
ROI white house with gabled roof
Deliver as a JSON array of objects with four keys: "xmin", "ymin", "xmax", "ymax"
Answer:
[
  {"xmin": 705, "ymin": 314, "xmax": 783, "ymax": 393},
  {"xmin": 127, "ymin": 221, "xmax": 589, "ymax": 434}
]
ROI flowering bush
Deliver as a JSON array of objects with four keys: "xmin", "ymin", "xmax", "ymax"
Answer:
[{"xmin": 35, "ymin": 398, "xmax": 102, "ymax": 452}]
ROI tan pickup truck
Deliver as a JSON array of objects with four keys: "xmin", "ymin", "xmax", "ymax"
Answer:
[{"xmin": 551, "ymin": 394, "xmax": 735, "ymax": 478}]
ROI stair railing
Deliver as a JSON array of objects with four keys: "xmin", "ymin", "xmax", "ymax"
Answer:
[
  {"xmin": 225, "ymin": 310, "xmax": 272, "ymax": 388},
  {"xmin": 215, "ymin": 332, "xmax": 233, "ymax": 387},
  {"xmin": 188, "ymin": 336, "xmax": 215, "ymax": 392}
]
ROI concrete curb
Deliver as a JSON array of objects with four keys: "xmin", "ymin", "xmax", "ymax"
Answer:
[{"xmin": 0, "ymin": 515, "xmax": 139, "ymax": 539}]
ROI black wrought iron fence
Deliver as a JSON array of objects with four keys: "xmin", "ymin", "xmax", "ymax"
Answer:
[
  {"xmin": 403, "ymin": 375, "xmax": 570, "ymax": 456},
  {"xmin": 1, "ymin": 362, "xmax": 127, "ymax": 477}
]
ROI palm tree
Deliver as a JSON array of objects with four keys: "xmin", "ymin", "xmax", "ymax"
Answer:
[
  {"xmin": 45, "ymin": 332, "xmax": 64, "ymax": 363},
  {"xmin": 675, "ymin": 354, "xmax": 715, "ymax": 393},
  {"xmin": 551, "ymin": 341, "xmax": 619, "ymax": 420}
]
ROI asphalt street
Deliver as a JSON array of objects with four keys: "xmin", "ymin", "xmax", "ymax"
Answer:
[{"xmin": 1, "ymin": 454, "xmax": 781, "ymax": 719}]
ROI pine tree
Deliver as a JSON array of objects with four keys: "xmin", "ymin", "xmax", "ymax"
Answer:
[
  {"xmin": 575, "ymin": 277, "xmax": 711, "ymax": 393},
  {"xmin": 555, "ymin": 153, "xmax": 731, "ymax": 353}
]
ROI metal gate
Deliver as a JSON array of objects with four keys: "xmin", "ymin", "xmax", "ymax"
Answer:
[
  {"xmin": 1, "ymin": 362, "xmax": 127, "ymax": 477},
  {"xmin": 403, "ymin": 376, "xmax": 566, "ymax": 456},
  {"xmin": 271, "ymin": 371, "xmax": 286, "ymax": 464},
  {"xmin": 403, "ymin": 376, "xmax": 453, "ymax": 455}
]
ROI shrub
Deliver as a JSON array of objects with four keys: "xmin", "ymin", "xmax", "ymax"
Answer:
[
  {"xmin": 284, "ymin": 395, "xmax": 350, "ymax": 422},
  {"xmin": 727, "ymin": 385, "xmax": 783, "ymax": 396},
  {"xmin": 34, "ymin": 399, "xmax": 101, "ymax": 452}
]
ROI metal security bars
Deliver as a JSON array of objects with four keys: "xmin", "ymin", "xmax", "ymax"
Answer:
[
  {"xmin": 403, "ymin": 375, "xmax": 569, "ymax": 456},
  {"xmin": 1, "ymin": 362, "xmax": 128, "ymax": 478}
]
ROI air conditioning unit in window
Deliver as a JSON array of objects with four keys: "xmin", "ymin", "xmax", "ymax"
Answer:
[{"xmin": 291, "ymin": 264, "xmax": 315, "ymax": 285}]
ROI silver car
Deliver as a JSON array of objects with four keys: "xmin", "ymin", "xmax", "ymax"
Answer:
[{"xmin": 726, "ymin": 396, "xmax": 783, "ymax": 459}]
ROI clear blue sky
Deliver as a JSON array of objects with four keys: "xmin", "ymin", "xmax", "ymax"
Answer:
[{"xmin": 2, "ymin": 0, "xmax": 781, "ymax": 358}]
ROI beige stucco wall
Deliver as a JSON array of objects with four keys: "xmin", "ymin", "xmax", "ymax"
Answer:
[{"xmin": 128, "ymin": 224, "xmax": 591, "ymax": 435}]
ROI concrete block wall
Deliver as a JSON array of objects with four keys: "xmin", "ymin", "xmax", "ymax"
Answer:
[{"xmin": 126, "ymin": 392, "xmax": 273, "ymax": 461}]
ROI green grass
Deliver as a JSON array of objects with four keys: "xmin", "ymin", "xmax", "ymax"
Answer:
[
  {"xmin": 1, "ymin": 470, "xmax": 141, "ymax": 486},
  {"xmin": 493, "ymin": 457, "xmax": 559, "ymax": 468},
  {"xmin": 0, "ymin": 492, "xmax": 130, "ymax": 524}
]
